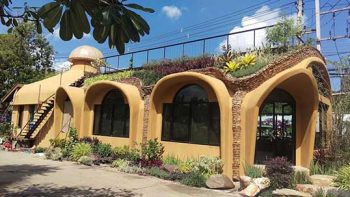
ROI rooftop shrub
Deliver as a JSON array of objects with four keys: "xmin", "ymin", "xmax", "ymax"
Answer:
[{"xmin": 265, "ymin": 157, "xmax": 294, "ymax": 189}]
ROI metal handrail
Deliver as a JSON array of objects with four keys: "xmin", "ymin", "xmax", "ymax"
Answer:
[{"xmin": 15, "ymin": 93, "xmax": 56, "ymax": 138}]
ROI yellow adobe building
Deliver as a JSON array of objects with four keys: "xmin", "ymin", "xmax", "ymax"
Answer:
[{"xmin": 6, "ymin": 45, "xmax": 332, "ymax": 179}]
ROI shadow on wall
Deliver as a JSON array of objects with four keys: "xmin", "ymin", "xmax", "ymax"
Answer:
[{"xmin": 0, "ymin": 184, "xmax": 136, "ymax": 197}]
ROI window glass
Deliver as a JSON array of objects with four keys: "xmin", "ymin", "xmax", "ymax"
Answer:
[
  {"xmin": 161, "ymin": 84, "xmax": 220, "ymax": 146},
  {"xmin": 93, "ymin": 90, "xmax": 129, "ymax": 138}
]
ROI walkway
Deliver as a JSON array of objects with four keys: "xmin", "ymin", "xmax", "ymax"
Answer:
[{"xmin": 0, "ymin": 151, "xmax": 239, "ymax": 197}]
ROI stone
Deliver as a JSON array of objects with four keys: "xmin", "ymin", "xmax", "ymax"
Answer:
[
  {"xmin": 253, "ymin": 177, "xmax": 270, "ymax": 190},
  {"xmin": 239, "ymin": 184, "xmax": 260, "ymax": 197},
  {"xmin": 310, "ymin": 174, "xmax": 336, "ymax": 187},
  {"xmin": 295, "ymin": 184, "xmax": 320, "ymax": 194},
  {"xmin": 205, "ymin": 174, "xmax": 235, "ymax": 189},
  {"xmin": 162, "ymin": 164, "xmax": 177, "ymax": 173},
  {"xmin": 293, "ymin": 166, "xmax": 310, "ymax": 177},
  {"xmin": 272, "ymin": 188, "xmax": 312, "ymax": 197},
  {"xmin": 240, "ymin": 175, "xmax": 252, "ymax": 189}
]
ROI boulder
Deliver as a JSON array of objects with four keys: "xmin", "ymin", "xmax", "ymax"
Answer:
[
  {"xmin": 272, "ymin": 188, "xmax": 312, "ymax": 197},
  {"xmin": 295, "ymin": 184, "xmax": 320, "ymax": 194},
  {"xmin": 293, "ymin": 166, "xmax": 310, "ymax": 177},
  {"xmin": 239, "ymin": 184, "xmax": 260, "ymax": 197},
  {"xmin": 240, "ymin": 175, "xmax": 252, "ymax": 189},
  {"xmin": 253, "ymin": 177, "xmax": 270, "ymax": 190},
  {"xmin": 205, "ymin": 174, "xmax": 235, "ymax": 189},
  {"xmin": 310, "ymin": 174, "xmax": 336, "ymax": 187},
  {"xmin": 162, "ymin": 164, "xmax": 177, "ymax": 173}
]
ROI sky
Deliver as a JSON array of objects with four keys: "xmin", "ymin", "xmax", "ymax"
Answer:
[{"xmin": 1, "ymin": 0, "xmax": 350, "ymax": 91}]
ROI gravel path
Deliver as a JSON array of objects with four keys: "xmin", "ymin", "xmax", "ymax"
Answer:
[{"xmin": 0, "ymin": 151, "xmax": 239, "ymax": 197}]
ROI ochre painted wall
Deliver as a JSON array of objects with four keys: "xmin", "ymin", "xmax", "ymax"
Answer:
[
  {"xmin": 83, "ymin": 81, "xmax": 144, "ymax": 147},
  {"xmin": 147, "ymin": 72, "xmax": 233, "ymax": 178},
  {"xmin": 240, "ymin": 57, "xmax": 326, "ymax": 175}
]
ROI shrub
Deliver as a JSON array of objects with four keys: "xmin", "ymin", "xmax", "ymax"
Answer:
[
  {"xmin": 70, "ymin": 143, "xmax": 92, "ymax": 161},
  {"xmin": 178, "ymin": 160, "xmax": 193, "ymax": 174},
  {"xmin": 139, "ymin": 139, "xmax": 164, "ymax": 168},
  {"xmin": 78, "ymin": 156, "xmax": 93, "ymax": 166},
  {"xmin": 49, "ymin": 138, "xmax": 66, "ymax": 149},
  {"xmin": 132, "ymin": 70, "xmax": 162, "ymax": 86},
  {"xmin": 293, "ymin": 171, "xmax": 311, "ymax": 184},
  {"xmin": 0, "ymin": 122, "xmax": 12, "ymax": 137},
  {"xmin": 145, "ymin": 167, "xmax": 171, "ymax": 180},
  {"xmin": 45, "ymin": 147, "xmax": 63, "ymax": 161},
  {"xmin": 95, "ymin": 143, "xmax": 113, "ymax": 158},
  {"xmin": 265, "ymin": 157, "xmax": 294, "ymax": 189},
  {"xmin": 189, "ymin": 156, "xmax": 223, "ymax": 177},
  {"xmin": 112, "ymin": 159, "xmax": 130, "ymax": 169},
  {"xmin": 180, "ymin": 172, "xmax": 207, "ymax": 187},
  {"xmin": 310, "ymin": 160, "xmax": 337, "ymax": 176},
  {"xmin": 244, "ymin": 163, "xmax": 264, "ymax": 178},
  {"xmin": 79, "ymin": 137, "xmax": 101, "ymax": 147},
  {"xmin": 163, "ymin": 155, "xmax": 182, "ymax": 166},
  {"xmin": 334, "ymin": 164, "xmax": 350, "ymax": 191},
  {"xmin": 34, "ymin": 147, "xmax": 47, "ymax": 153},
  {"xmin": 113, "ymin": 146, "xmax": 140, "ymax": 163}
]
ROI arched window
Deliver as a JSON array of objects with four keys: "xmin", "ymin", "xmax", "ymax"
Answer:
[
  {"xmin": 93, "ymin": 90, "xmax": 129, "ymax": 137},
  {"xmin": 162, "ymin": 84, "xmax": 220, "ymax": 146},
  {"xmin": 255, "ymin": 88, "xmax": 296, "ymax": 164}
]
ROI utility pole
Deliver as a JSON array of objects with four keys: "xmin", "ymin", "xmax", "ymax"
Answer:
[
  {"xmin": 315, "ymin": 0, "xmax": 322, "ymax": 51},
  {"xmin": 297, "ymin": 0, "xmax": 304, "ymax": 28}
]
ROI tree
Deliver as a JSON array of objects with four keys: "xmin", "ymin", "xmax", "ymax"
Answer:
[
  {"xmin": 0, "ymin": 22, "xmax": 54, "ymax": 99},
  {"xmin": 0, "ymin": 0, "xmax": 154, "ymax": 54},
  {"xmin": 266, "ymin": 17, "xmax": 301, "ymax": 49}
]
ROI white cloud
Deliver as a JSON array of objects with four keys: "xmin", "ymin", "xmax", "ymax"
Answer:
[
  {"xmin": 162, "ymin": 5, "xmax": 182, "ymax": 20},
  {"xmin": 219, "ymin": 6, "xmax": 306, "ymax": 52},
  {"xmin": 53, "ymin": 58, "xmax": 72, "ymax": 71}
]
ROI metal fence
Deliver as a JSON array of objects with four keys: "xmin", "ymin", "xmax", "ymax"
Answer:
[{"xmin": 101, "ymin": 25, "xmax": 276, "ymax": 73}]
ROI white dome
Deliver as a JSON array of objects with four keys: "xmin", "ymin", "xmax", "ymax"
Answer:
[{"xmin": 68, "ymin": 45, "xmax": 103, "ymax": 62}]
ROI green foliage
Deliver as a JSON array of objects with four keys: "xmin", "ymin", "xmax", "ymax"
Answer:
[
  {"xmin": 216, "ymin": 45, "xmax": 236, "ymax": 67},
  {"xmin": 309, "ymin": 161, "xmax": 337, "ymax": 176},
  {"xmin": 132, "ymin": 70, "xmax": 162, "ymax": 86},
  {"xmin": 78, "ymin": 156, "xmax": 93, "ymax": 166},
  {"xmin": 34, "ymin": 147, "xmax": 47, "ymax": 153},
  {"xmin": 49, "ymin": 138, "xmax": 66, "ymax": 149},
  {"xmin": 178, "ymin": 156, "xmax": 223, "ymax": 177},
  {"xmin": 84, "ymin": 70, "xmax": 134, "ymax": 86},
  {"xmin": 224, "ymin": 60, "xmax": 241, "ymax": 72},
  {"xmin": 139, "ymin": 138, "xmax": 164, "ymax": 167},
  {"xmin": 94, "ymin": 143, "xmax": 113, "ymax": 158},
  {"xmin": 0, "ymin": 122, "xmax": 12, "ymax": 137},
  {"xmin": 243, "ymin": 163, "xmax": 264, "ymax": 178},
  {"xmin": 112, "ymin": 159, "xmax": 130, "ymax": 169},
  {"xmin": 334, "ymin": 164, "xmax": 350, "ymax": 191},
  {"xmin": 32, "ymin": 1, "xmax": 154, "ymax": 53},
  {"xmin": 0, "ymin": 22, "xmax": 54, "ymax": 99},
  {"xmin": 112, "ymin": 145, "xmax": 140, "ymax": 163},
  {"xmin": 163, "ymin": 155, "xmax": 182, "ymax": 166},
  {"xmin": 180, "ymin": 172, "xmax": 207, "ymax": 187},
  {"xmin": 145, "ymin": 167, "xmax": 171, "ymax": 179},
  {"xmin": 70, "ymin": 143, "xmax": 92, "ymax": 161},
  {"xmin": 266, "ymin": 17, "xmax": 300, "ymax": 48},
  {"xmin": 45, "ymin": 147, "xmax": 63, "ymax": 161},
  {"xmin": 293, "ymin": 171, "xmax": 312, "ymax": 184}
]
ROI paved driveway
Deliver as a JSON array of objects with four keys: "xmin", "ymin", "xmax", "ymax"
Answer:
[{"xmin": 0, "ymin": 151, "xmax": 239, "ymax": 197}]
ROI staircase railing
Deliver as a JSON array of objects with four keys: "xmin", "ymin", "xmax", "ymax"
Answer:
[{"xmin": 15, "ymin": 93, "xmax": 55, "ymax": 139}]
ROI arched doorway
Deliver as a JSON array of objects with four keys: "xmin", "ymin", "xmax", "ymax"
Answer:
[
  {"xmin": 255, "ymin": 88, "xmax": 296, "ymax": 164},
  {"xmin": 93, "ymin": 89, "xmax": 130, "ymax": 138},
  {"xmin": 61, "ymin": 97, "xmax": 74, "ymax": 133},
  {"xmin": 161, "ymin": 84, "xmax": 220, "ymax": 146}
]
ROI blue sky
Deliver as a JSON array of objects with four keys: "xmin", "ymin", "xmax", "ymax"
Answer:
[{"xmin": 2, "ymin": 0, "xmax": 350, "ymax": 91}]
